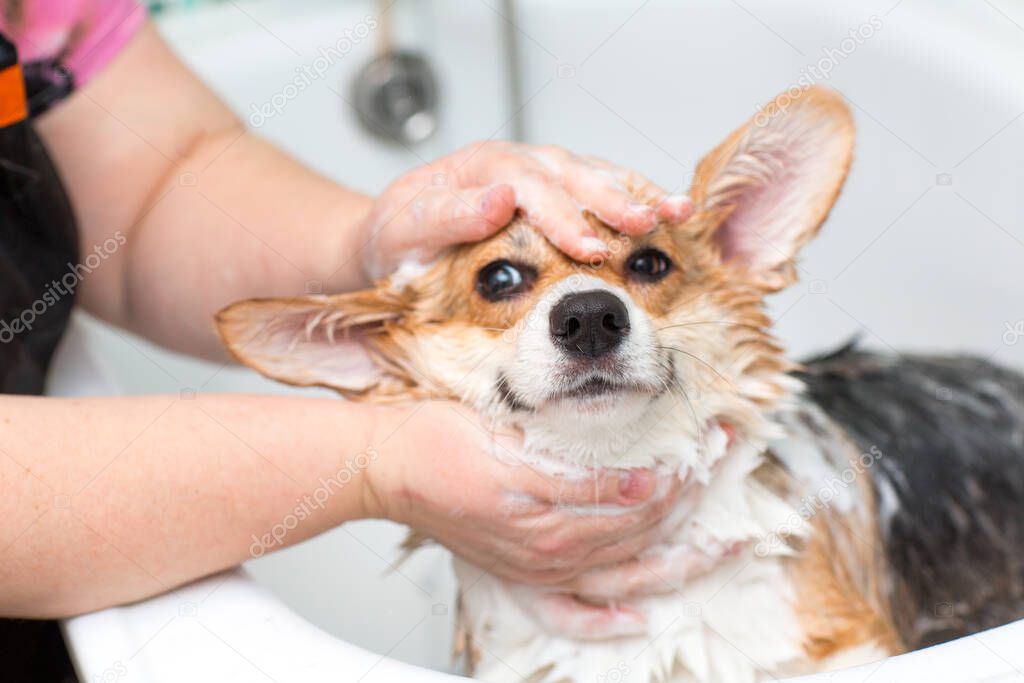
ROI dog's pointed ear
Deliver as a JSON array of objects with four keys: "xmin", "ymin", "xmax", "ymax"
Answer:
[
  {"xmin": 690, "ymin": 86, "xmax": 854, "ymax": 291},
  {"xmin": 215, "ymin": 288, "xmax": 417, "ymax": 399}
]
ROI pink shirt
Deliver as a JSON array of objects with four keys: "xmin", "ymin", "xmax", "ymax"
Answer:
[{"xmin": 0, "ymin": 0, "xmax": 145, "ymax": 112}]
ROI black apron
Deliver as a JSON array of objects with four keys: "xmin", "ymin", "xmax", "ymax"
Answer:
[{"xmin": 0, "ymin": 31, "xmax": 82, "ymax": 683}]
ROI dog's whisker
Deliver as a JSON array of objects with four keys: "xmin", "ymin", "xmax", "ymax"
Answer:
[
  {"xmin": 666, "ymin": 374, "xmax": 704, "ymax": 453},
  {"xmin": 656, "ymin": 320, "xmax": 762, "ymax": 333},
  {"xmin": 656, "ymin": 344, "xmax": 738, "ymax": 393}
]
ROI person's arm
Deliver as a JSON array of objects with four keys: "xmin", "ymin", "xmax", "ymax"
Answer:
[
  {"xmin": 18, "ymin": 18, "xmax": 695, "ymax": 626},
  {"xmin": 35, "ymin": 23, "xmax": 371, "ymax": 360},
  {"xmin": 0, "ymin": 394, "xmax": 676, "ymax": 618},
  {"xmin": 36, "ymin": 22, "xmax": 691, "ymax": 361}
]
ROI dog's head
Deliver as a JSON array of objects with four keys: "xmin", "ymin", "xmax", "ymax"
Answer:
[{"xmin": 217, "ymin": 87, "xmax": 853, "ymax": 466}]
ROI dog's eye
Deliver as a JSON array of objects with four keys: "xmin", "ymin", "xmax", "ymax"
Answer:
[
  {"xmin": 626, "ymin": 248, "xmax": 673, "ymax": 282},
  {"xmin": 476, "ymin": 260, "xmax": 536, "ymax": 301}
]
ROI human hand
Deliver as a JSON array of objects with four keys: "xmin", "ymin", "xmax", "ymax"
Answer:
[
  {"xmin": 513, "ymin": 545, "xmax": 739, "ymax": 641},
  {"xmin": 358, "ymin": 141, "xmax": 693, "ymax": 282},
  {"xmin": 514, "ymin": 519, "xmax": 742, "ymax": 641},
  {"xmin": 560, "ymin": 539, "xmax": 748, "ymax": 601},
  {"xmin": 362, "ymin": 402, "xmax": 684, "ymax": 585}
]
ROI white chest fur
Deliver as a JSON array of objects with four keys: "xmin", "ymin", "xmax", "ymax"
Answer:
[{"xmin": 455, "ymin": 398, "xmax": 815, "ymax": 683}]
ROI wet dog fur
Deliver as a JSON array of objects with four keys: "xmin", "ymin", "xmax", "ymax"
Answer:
[{"xmin": 215, "ymin": 86, "xmax": 1024, "ymax": 681}]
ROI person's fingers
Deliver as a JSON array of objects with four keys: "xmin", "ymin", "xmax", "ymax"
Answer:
[
  {"xmin": 569, "ymin": 478, "xmax": 684, "ymax": 562},
  {"xmin": 570, "ymin": 541, "xmax": 749, "ymax": 601},
  {"xmin": 417, "ymin": 512, "xmax": 542, "ymax": 579},
  {"xmin": 474, "ymin": 184, "xmax": 517, "ymax": 231},
  {"xmin": 564, "ymin": 470, "xmax": 682, "ymax": 528},
  {"xmin": 554, "ymin": 476, "xmax": 683, "ymax": 570},
  {"xmin": 569, "ymin": 554, "xmax": 684, "ymax": 601},
  {"xmin": 498, "ymin": 476, "xmax": 680, "ymax": 574},
  {"xmin": 654, "ymin": 193, "xmax": 695, "ymax": 223},
  {"xmin": 367, "ymin": 186, "xmax": 500, "ymax": 272},
  {"xmin": 445, "ymin": 524, "xmax": 583, "ymax": 585},
  {"xmin": 473, "ymin": 503, "xmax": 654, "ymax": 577},
  {"xmin": 525, "ymin": 593, "xmax": 647, "ymax": 640},
  {"xmin": 575, "ymin": 153, "xmax": 616, "ymax": 171},
  {"xmin": 438, "ymin": 495, "xmax": 682, "ymax": 586},
  {"xmin": 564, "ymin": 499, "xmax": 673, "ymax": 560},
  {"xmin": 452, "ymin": 142, "xmax": 693, "ymax": 258},
  {"xmin": 571, "ymin": 520, "xmax": 668, "ymax": 572},
  {"xmin": 562, "ymin": 168, "xmax": 658, "ymax": 236},
  {"xmin": 511, "ymin": 177, "xmax": 611, "ymax": 262},
  {"xmin": 559, "ymin": 152, "xmax": 692, "ymax": 228},
  {"xmin": 374, "ymin": 184, "xmax": 512, "ymax": 259},
  {"xmin": 509, "ymin": 464, "xmax": 659, "ymax": 507},
  {"xmin": 452, "ymin": 140, "xmax": 514, "ymax": 184},
  {"xmin": 412, "ymin": 184, "xmax": 516, "ymax": 245},
  {"xmin": 505, "ymin": 566, "xmax": 579, "ymax": 586},
  {"xmin": 567, "ymin": 558, "xmax": 669, "ymax": 600}
]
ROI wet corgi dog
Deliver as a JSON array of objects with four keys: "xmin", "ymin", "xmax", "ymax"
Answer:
[{"xmin": 216, "ymin": 86, "xmax": 1024, "ymax": 682}]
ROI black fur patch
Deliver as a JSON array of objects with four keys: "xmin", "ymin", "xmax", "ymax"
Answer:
[{"xmin": 797, "ymin": 343, "xmax": 1024, "ymax": 649}]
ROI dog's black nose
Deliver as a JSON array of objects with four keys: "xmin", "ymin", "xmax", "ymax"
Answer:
[{"xmin": 549, "ymin": 290, "xmax": 630, "ymax": 358}]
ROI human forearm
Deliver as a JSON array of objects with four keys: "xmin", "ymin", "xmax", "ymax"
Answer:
[
  {"xmin": 0, "ymin": 393, "xmax": 380, "ymax": 618},
  {"xmin": 0, "ymin": 390, "xmax": 683, "ymax": 620},
  {"xmin": 35, "ymin": 23, "xmax": 374, "ymax": 360},
  {"xmin": 117, "ymin": 125, "xmax": 373, "ymax": 359}
]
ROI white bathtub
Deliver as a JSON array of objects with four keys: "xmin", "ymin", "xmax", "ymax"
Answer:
[{"xmin": 60, "ymin": 0, "xmax": 1024, "ymax": 680}]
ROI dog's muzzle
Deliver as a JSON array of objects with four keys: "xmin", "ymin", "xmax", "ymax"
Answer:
[{"xmin": 549, "ymin": 290, "xmax": 630, "ymax": 359}]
